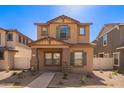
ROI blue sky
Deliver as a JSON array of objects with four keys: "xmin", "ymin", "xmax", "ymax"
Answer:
[{"xmin": 0, "ymin": 5, "xmax": 124, "ymax": 41}]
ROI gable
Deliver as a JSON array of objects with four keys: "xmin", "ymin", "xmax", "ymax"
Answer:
[
  {"xmin": 47, "ymin": 15, "xmax": 80, "ymax": 24},
  {"xmin": 96, "ymin": 24, "xmax": 118, "ymax": 39},
  {"xmin": 29, "ymin": 37, "xmax": 71, "ymax": 46}
]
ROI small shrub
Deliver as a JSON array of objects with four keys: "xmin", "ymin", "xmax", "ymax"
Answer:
[
  {"xmin": 12, "ymin": 72, "xmax": 18, "ymax": 76},
  {"xmin": 14, "ymin": 82, "xmax": 21, "ymax": 86},
  {"xmin": 99, "ymin": 69, "xmax": 103, "ymax": 73},
  {"xmin": 86, "ymin": 74, "xmax": 93, "ymax": 78},
  {"xmin": 62, "ymin": 72, "xmax": 68, "ymax": 79},
  {"xmin": 112, "ymin": 70, "xmax": 118, "ymax": 76},
  {"xmin": 58, "ymin": 81, "xmax": 64, "ymax": 85},
  {"xmin": 22, "ymin": 69, "xmax": 26, "ymax": 73},
  {"xmin": 30, "ymin": 67, "xmax": 37, "ymax": 76},
  {"xmin": 80, "ymin": 75, "xmax": 86, "ymax": 84},
  {"xmin": 17, "ymin": 73, "xmax": 25, "ymax": 79},
  {"xmin": 108, "ymin": 73, "xmax": 113, "ymax": 79}
]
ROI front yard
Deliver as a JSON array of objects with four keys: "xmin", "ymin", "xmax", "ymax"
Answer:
[
  {"xmin": 48, "ymin": 71, "xmax": 124, "ymax": 88},
  {"xmin": 0, "ymin": 70, "xmax": 124, "ymax": 88},
  {"xmin": 0, "ymin": 70, "xmax": 41, "ymax": 87}
]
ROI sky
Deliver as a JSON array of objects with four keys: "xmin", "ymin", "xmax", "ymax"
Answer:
[{"xmin": 0, "ymin": 5, "xmax": 124, "ymax": 41}]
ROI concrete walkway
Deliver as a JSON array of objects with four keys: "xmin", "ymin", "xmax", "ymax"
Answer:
[{"xmin": 27, "ymin": 72, "xmax": 55, "ymax": 88}]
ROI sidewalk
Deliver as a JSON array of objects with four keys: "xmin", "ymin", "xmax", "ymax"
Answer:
[{"xmin": 27, "ymin": 72, "xmax": 55, "ymax": 88}]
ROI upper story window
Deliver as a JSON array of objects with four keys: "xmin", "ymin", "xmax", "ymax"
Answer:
[
  {"xmin": 79, "ymin": 27, "xmax": 85, "ymax": 35},
  {"xmin": 18, "ymin": 35, "xmax": 21, "ymax": 43},
  {"xmin": 0, "ymin": 51, "xmax": 4, "ymax": 60},
  {"xmin": 7, "ymin": 33, "xmax": 13, "ymax": 41},
  {"xmin": 103, "ymin": 34, "xmax": 107, "ymax": 46},
  {"xmin": 23, "ymin": 38, "xmax": 25, "ymax": 44},
  {"xmin": 57, "ymin": 25, "xmax": 70, "ymax": 40},
  {"xmin": 26, "ymin": 39, "xmax": 28, "ymax": 45},
  {"xmin": 42, "ymin": 27, "xmax": 48, "ymax": 36}
]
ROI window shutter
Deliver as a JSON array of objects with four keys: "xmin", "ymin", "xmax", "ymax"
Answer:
[
  {"xmin": 56, "ymin": 26, "xmax": 59, "ymax": 39},
  {"xmin": 82, "ymin": 52, "xmax": 87, "ymax": 65},
  {"xmin": 70, "ymin": 52, "xmax": 74, "ymax": 65},
  {"xmin": 68, "ymin": 26, "xmax": 70, "ymax": 38}
]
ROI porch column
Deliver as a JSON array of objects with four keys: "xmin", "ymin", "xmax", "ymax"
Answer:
[
  {"xmin": 31, "ymin": 48, "xmax": 38, "ymax": 70},
  {"xmin": 62, "ymin": 48, "xmax": 70, "ymax": 72}
]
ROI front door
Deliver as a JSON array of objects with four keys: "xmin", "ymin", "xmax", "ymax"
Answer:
[{"xmin": 44, "ymin": 52, "xmax": 61, "ymax": 66}]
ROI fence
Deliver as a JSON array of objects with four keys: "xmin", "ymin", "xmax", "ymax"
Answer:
[
  {"xmin": 93, "ymin": 58, "xmax": 114, "ymax": 70},
  {"xmin": 14, "ymin": 57, "xmax": 31, "ymax": 69}
]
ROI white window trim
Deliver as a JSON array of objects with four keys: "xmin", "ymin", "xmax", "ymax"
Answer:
[
  {"xmin": 99, "ymin": 25, "xmax": 119, "ymax": 39},
  {"xmin": 79, "ymin": 27, "xmax": 85, "ymax": 35},
  {"xmin": 113, "ymin": 52, "xmax": 120, "ymax": 66},
  {"xmin": 103, "ymin": 34, "xmax": 108, "ymax": 46}
]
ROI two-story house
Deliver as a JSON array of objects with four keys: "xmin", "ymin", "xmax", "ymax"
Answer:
[
  {"xmin": 28, "ymin": 15, "xmax": 95, "ymax": 73},
  {"xmin": 0, "ymin": 28, "xmax": 33, "ymax": 70},
  {"xmin": 93, "ymin": 23, "xmax": 124, "ymax": 71}
]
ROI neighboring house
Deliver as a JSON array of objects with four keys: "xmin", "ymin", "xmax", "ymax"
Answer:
[
  {"xmin": 93, "ymin": 23, "xmax": 124, "ymax": 71},
  {"xmin": 28, "ymin": 15, "xmax": 95, "ymax": 73},
  {"xmin": 0, "ymin": 28, "xmax": 33, "ymax": 70}
]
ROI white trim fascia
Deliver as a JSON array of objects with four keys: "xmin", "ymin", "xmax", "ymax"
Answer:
[
  {"xmin": 98, "ymin": 25, "xmax": 119, "ymax": 39},
  {"xmin": 116, "ymin": 46, "xmax": 124, "ymax": 50}
]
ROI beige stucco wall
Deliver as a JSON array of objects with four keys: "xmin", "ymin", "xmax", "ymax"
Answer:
[
  {"xmin": 0, "ymin": 51, "xmax": 15, "ymax": 70},
  {"xmin": 37, "ymin": 17, "xmax": 90, "ymax": 43},
  {"xmin": 32, "ymin": 46, "xmax": 93, "ymax": 73}
]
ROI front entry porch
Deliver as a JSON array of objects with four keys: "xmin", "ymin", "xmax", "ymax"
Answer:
[
  {"xmin": 31, "ymin": 48, "xmax": 70, "ymax": 72},
  {"xmin": 28, "ymin": 37, "xmax": 94, "ymax": 73}
]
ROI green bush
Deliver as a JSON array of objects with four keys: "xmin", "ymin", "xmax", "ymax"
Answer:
[
  {"xmin": 80, "ymin": 75, "xmax": 86, "ymax": 84},
  {"xmin": 17, "ymin": 73, "xmax": 25, "ymax": 79},
  {"xmin": 62, "ymin": 72, "xmax": 68, "ymax": 79},
  {"xmin": 112, "ymin": 70, "xmax": 118, "ymax": 76},
  {"xmin": 12, "ymin": 72, "xmax": 18, "ymax": 76},
  {"xmin": 58, "ymin": 81, "xmax": 64, "ymax": 85}
]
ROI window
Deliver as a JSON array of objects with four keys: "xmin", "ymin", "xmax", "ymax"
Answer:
[
  {"xmin": 23, "ymin": 38, "xmax": 25, "ymax": 44},
  {"xmin": 26, "ymin": 39, "xmax": 28, "ymax": 45},
  {"xmin": 53, "ymin": 53, "xmax": 60, "ymax": 65},
  {"xmin": 79, "ymin": 27, "xmax": 85, "ymax": 35},
  {"xmin": 45, "ymin": 53, "xmax": 52, "ymax": 65},
  {"xmin": 7, "ymin": 33, "xmax": 13, "ymax": 41},
  {"xmin": 42, "ymin": 27, "xmax": 48, "ymax": 36},
  {"xmin": 113, "ymin": 52, "xmax": 120, "ymax": 66},
  {"xmin": 74, "ymin": 52, "xmax": 83, "ymax": 66},
  {"xmin": 0, "ymin": 51, "xmax": 4, "ymax": 60},
  {"xmin": 45, "ymin": 52, "xmax": 61, "ymax": 65},
  {"xmin": 18, "ymin": 35, "xmax": 21, "ymax": 43},
  {"xmin": 103, "ymin": 34, "xmax": 107, "ymax": 46},
  {"xmin": 57, "ymin": 25, "xmax": 69, "ymax": 40}
]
